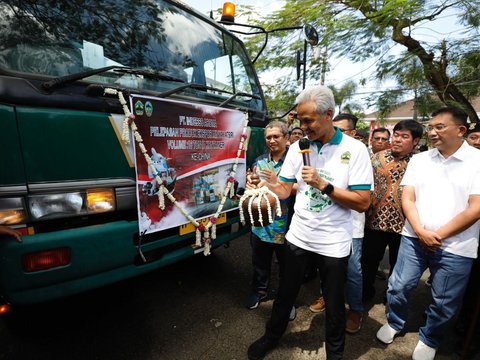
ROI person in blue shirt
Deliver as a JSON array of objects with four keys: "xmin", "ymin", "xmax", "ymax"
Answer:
[{"xmin": 245, "ymin": 121, "xmax": 293, "ymax": 312}]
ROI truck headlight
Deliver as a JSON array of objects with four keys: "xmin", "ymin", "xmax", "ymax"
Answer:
[
  {"xmin": 28, "ymin": 192, "xmax": 84, "ymax": 220},
  {"xmin": 27, "ymin": 188, "xmax": 116, "ymax": 221}
]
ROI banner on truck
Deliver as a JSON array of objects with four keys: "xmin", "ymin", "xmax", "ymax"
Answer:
[{"xmin": 130, "ymin": 95, "xmax": 246, "ymax": 235}]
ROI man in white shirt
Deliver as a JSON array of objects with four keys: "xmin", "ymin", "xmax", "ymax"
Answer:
[
  {"xmin": 247, "ymin": 86, "xmax": 373, "ymax": 360},
  {"xmin": 376, "ymin": 107, "xmax": 480, "ymax": 360}
]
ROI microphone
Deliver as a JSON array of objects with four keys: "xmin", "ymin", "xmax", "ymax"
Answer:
[{"xmin": 298, "ymin": 138, "xmax": 312, "ymax": 166}]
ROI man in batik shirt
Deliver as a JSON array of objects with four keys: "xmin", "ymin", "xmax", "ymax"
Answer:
[{"xmin": 361, "ymin": 120, "xmax": 424, "ymax": 301}]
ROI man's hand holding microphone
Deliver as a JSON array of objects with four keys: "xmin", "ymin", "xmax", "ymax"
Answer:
[{"xmin": 298, "ymin": 138, "xmax": 328, "ymax": 191}]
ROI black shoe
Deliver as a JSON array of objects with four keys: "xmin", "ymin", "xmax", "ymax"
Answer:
[
  {"xmin": 362, "ymin": 287, "xmax": 375, "ymax": 302},
  {"xmin": 246, "ymin": 293, "xmax": 267, "ymax": 310},
  {"xmin": 248, "ymin": 335, "xmax": 278, "ymax": 360},
  {"xmin": 376, "ymin": 270, "xmax": 387, "ymax": 280}
]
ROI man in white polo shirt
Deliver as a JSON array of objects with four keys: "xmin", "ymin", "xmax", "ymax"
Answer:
[
  {"xmin": 377, "ymin": 107, "xmax": 480, "ymax": 360},
  {"xmin": 247, "ymin": 86, "xmax": 373, "ymax": 360}
]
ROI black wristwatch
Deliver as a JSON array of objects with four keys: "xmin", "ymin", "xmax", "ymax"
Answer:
[{"xmin": 321, "ymin": 183, "xmax": 334, "ymax": 195}]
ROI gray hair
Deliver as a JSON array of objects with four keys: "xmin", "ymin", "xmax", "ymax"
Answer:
[
  {"xmin": 265, "ymin": 120, "xmax": 289, "ymax": 136},
  {"xmin": 295, "ymin": 86, "xmax": 335, "ymax": 115}
]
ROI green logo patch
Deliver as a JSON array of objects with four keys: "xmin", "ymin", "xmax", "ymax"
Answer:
[{"xmin": 340, "ymin": 151, "xmax": 351, "ymax": 164}]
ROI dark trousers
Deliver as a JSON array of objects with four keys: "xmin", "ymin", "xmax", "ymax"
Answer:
[
  {"xmin": 250, "ymin": 234, "xmax": 286, "ymax": 295},
  {"xmin": 265, "ymin": 241, "xmax": 348, "ymax": 360},
  {"xmin": 361, "ymin": 228, "xmax": 400, "ymax": 300}
]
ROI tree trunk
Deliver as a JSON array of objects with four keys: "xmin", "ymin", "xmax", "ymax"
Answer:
[{"xmin": 391, "ymin": 26, "xmax": 479, "ymax": 123}]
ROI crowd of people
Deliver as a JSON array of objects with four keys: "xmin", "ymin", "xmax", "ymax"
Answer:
[{"xmin": 245, "ymin": 85, "xmax": 480, "ymax": 360}]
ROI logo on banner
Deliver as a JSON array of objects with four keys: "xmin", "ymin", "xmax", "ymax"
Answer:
[
  {"xmin": 145, "ymin": 101, "xmax": 153, "ymax": 117},
  {"xmin": 135, "ymin": 100, "xmax": 144, "ymax": 116}
]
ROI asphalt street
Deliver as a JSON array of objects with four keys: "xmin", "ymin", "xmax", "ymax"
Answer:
[{"xmin": 0, "ymin": 233, "xmax": 470, "ymax": 360}]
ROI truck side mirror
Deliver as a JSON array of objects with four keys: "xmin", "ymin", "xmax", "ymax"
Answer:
[{"xmin": 304, "ymin": 24, "xmax": 319, "ymax": 46}]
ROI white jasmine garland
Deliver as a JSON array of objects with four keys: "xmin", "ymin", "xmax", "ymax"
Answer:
[
  {"xmin": 237, "ymin": 186, "xmax": 282, "ymax": 227},
  {"xmin": 204, "ymin": 238, "xmax": 211, "ymax": 256},
  {"xmin": 107, "ymin": 86, "xmax": 249, "ymax": 255},
  {"xmin": 238, "ymin": 195, "xmax": 247, "ymax": 225},
  {"xmin": 256, "ymin": 194, "xmax": 263, "ymax": 227},
  {"xmin": 195, "ymin": 229, "xmax": 202, "ymax": 246},
  {"xmin": 264, "ymin": 193, "xmax": 273, "ymax": 223},
  {"xmin": 247, "ymin": 193, "xmax": 255, "ymax": 227}
]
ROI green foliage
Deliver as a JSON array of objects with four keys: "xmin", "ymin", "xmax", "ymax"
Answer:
[
  {"xmin": 263, "ymin": 78, "xmax": 298, "ymax": 119},
  {"xmin": 239, "ymin": 0, "xmax": 480, "ymax": 121}
]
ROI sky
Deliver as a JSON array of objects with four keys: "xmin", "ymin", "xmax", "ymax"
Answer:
[
  {"xmin": 180, "ymin": 0, "xmax": 465, "ymax": 114},
  {"xmin": 180, "ymin": 0, "xmax": 393, "ymax": 113}
]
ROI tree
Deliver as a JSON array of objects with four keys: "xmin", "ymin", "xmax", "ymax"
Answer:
[
  {"xmin": 328, "ymin": 81, "xmax": 363, "ymax": 114},
  {"xmin": 246, "ymin": 0, "xmax": 480, "ymax": 122}
]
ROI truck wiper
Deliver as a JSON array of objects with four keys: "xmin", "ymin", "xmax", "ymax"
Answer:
[
  {"xmin": 90, "ymin": 82, "xmax": 261, "ymax": 111},
  {"xmin": 158, "ymin": 83, "xmax": 260, "ymax": 106},
  {"xmin": 218, "ymin": 91, "xmax": 260, "ymax": 107},
  {"xmin": 113, "ymin": 68, "xmax": 185, "ymax": 83},
  {"xmin": 42, "ymin": 66, "xmax": 185, "ymax": 92}
]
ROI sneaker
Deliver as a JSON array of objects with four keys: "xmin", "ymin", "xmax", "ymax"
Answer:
[
  {"xmin": 289, "ymin": 306, "xmax": 296, "ymax": 321},
  {"xmin": 309, "ymin": 296, "xmax": 326, "ymax": 313},
  {"xmin": 247, "ymin": 335, "xmax": 278, "ymax": 360},
  {"xmin": 246, "ymin": 293, "xmax": 267, "ymax": 310},
  {"xmin": 346, "ymin": 310, "xmax": 363, "ymax": 334},
  {"xmin": 412, "ymin": 340, "xmax": 437, "ymax": 360},
  {"xmin": 376, "ymin": 323, "xmax": 400, "ymax": 344}
]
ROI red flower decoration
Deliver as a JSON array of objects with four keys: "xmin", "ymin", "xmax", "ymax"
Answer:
[
  {"xmin": 210, "ymin": 216, "xmax": 218, "ymax": 224},
  {"xmin": 241, "ymin": 134, "xmax": 248, "ymax": 139},
  {"xmin": 228, "ymin": 176, "xmax": 235, "ymax": 183},
  {"xmin": 197, "ymin": 223, "xmax": 205, "ymax": 231},
  {"xmin": 127, "ymin": 114, "xmax": 135, "ymax": 125}
]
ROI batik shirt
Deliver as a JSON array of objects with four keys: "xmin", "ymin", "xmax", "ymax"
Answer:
[{"xmin": 366, "ymin": 149, "xmax": 413, "ymax": 233}]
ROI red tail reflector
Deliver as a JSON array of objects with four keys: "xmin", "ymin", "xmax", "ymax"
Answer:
[
  {"xmin": 22, "ymin": 248, "xmax": 71, "ymax": 272},
  {"xmin": 0, "ymin": 303, "xmax": 11, "ymax": 315}
]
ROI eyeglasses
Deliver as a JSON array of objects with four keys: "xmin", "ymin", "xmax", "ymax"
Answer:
[
  {"xmin": 426, "ymin": 124, "xmax": 451, "ymax": 133},
  {"xmin": 373, "ymin": 136, "xmax": 389, "ymax": 142},
  {"xmin": 265, "ymin": 134, "xmax": 285, "ymax": 141}
]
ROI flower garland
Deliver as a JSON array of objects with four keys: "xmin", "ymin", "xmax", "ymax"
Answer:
[
  {"xmin": 238, "ymin": 186, "xmax": 281, "ymax": 227},
  {"xmin": 105, "ymin": 88, "xmax": 249, "ymax": 255}
]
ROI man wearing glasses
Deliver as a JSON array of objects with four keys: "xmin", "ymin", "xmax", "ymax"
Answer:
[
  {"xmin": 362, "ymin": 120, "xmax": 424, "ymax": 302},
  {"xmin": 370, "ymin": 127, "xmax": 391, "ymax": 155},
  {"xmin": 377, "ymin": 107, "xmax": 480, "ymax": 360}
]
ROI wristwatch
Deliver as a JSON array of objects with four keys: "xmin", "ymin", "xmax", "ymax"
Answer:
[{"xmin": 321, "ymin": 183, "xmax": 334, "ymax": 195}]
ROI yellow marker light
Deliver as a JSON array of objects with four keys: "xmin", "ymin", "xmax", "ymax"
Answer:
[
  {"xmin": 0, "ymin": 209, "xmax": 26, "ymax": 225},
  {"xmin": 0, "ymin": 197, "xmax": 26, "ymax": 225},
  {"xmin": 221, "ymin": 2, "xmax": 235, "ymax": 22},
  {"xmin": 87, "ymin": 188, "xmax": 115, "ymax": 213}
]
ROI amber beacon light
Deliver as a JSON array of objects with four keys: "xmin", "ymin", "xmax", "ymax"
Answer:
[{"xmin": 221, "ymin": 2, "xmax": 235, "ymax": 23}]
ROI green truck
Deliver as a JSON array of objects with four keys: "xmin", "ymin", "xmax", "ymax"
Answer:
[{"xmin": 0, "ymin": 0, "xmax": 268, "ymax": 308}]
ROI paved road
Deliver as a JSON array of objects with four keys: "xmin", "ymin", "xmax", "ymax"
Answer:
[{"xmin": 0, "ymin": 234, "xmax": 466, "ymax": 359}]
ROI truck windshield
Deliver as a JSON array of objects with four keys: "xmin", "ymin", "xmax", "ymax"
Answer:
[{"xmin": 0, "ymin": 0, "xmax": 264, "ymax": 111}]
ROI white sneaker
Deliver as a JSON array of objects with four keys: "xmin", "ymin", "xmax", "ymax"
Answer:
[
  {"xmin": 289, "ymin": 306, "xmax": 296, "ymax": 321},
  {"xmin": 412, "ymin": 340, "xmax": 437, "ymax": 360},
  {"xmin": 376, "ymin": 323, "xmax": 400, "ymax": 344}
]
